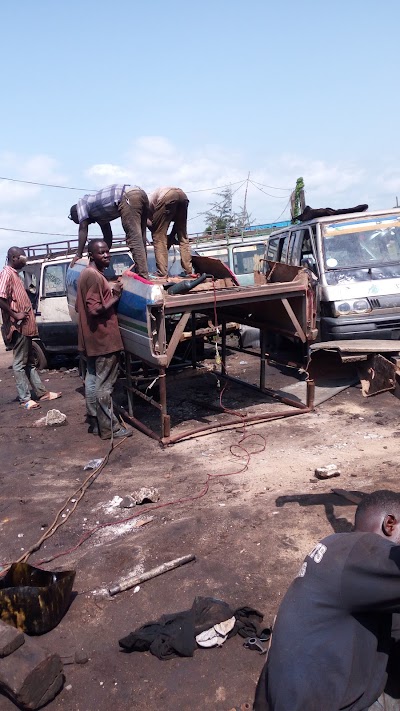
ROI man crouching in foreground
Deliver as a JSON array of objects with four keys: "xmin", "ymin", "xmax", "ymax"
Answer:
[
  {"xmin": 75, "ymin": 239, "xmax": 132, "ymax": 439},
  {"xmin": 254, "ymin": 490, "xmax": 400, "ymax": 711}
]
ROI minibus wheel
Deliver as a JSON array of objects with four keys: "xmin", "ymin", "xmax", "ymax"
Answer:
[{"xmin": 31, "ymin": 341, "xmax": 48, "ymax": 370}]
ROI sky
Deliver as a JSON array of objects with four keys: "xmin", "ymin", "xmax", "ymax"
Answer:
[{"xmin": 1, "ymin": 0, "xmax": 400, "ymax": 265}]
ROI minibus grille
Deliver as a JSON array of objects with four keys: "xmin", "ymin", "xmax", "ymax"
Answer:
[{"xmin": 369, "ymin": 298, "xmax": 381, "ymax": 308}]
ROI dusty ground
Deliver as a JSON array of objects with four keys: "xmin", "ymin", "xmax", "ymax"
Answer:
[{"xmin": 0, "ymin": 341, "xmax": 399, "ymax": 711}]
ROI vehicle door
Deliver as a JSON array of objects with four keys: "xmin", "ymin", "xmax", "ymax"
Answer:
[
  {"xmin": 288, "ymin": 227, "xmax": 319, "ymax": 275},
  {"xmin": 38, "ymin": 261, "xmax": 77, "ymax": 348}
]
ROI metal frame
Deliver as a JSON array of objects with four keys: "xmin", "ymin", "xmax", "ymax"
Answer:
[{"xmin": 117, "ymin": 306, "xmax": 315, "ymax": 446}]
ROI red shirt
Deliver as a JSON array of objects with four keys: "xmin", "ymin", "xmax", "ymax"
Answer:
[
  {"xmin": 76, "ymin": 265, "xmax": 123, "ymax": 357},
  {"xmin": 0, "ymin": 265, "xmax": 38, "ymax": 344}
]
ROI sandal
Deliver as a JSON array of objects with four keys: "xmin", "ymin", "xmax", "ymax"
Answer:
[
  {"xmin": 21, "ymin": 400, "xmax": 41, "ymax": 410},
  {"xmin": 39, "ymin": 392, "xmax": 62, "ymax": 401}
]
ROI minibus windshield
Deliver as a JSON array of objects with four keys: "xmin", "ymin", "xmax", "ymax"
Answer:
[{"xmin": 323, "ymin": 216, "xmax": 400, "ymax": 269}]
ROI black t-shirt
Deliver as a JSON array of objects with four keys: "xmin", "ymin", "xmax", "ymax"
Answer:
[{"xmin": 255, "ymin": 532, "xmax": 400, "ymax": 711}]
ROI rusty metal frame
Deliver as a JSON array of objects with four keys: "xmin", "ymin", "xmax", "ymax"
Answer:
[{"xmin": 118, "ymin": 308, "xmax": 315, "ymax": 446}]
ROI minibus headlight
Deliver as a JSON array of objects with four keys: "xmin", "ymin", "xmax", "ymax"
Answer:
[
  {"xmin": 352, "ymin": 299, "xmax": 371, "ymax": 313},
  {"xmin": 333, "ymin": 299, "xmax": 371, "ymax": 316},
  {"xmin": 335, "ymin": 301, "xmax": 351, "ymax": 314}
]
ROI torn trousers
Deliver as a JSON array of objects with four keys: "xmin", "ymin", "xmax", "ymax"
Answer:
[
  {"xmin": 85, "ymin": 352, "xmax": 121, "ymax": 439},
  {"xmin": 151, "ymin": 188, "xmax": 192, "ymax": 277},
  {"xmin": 12, "ymin": 332, "xmax": 47, "ymax": 403},
  {"xmin": 118, "ymin": 188, "xmax": 149, "ymax": 279}
]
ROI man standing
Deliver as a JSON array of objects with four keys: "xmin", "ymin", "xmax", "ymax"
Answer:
[
  {"xmin": 254, "ymin": 489, "xmax": 400, "ymax": 711},
  {"xmin": 0, "ymin": 247, "xmax": 61, "ymax": 409},
  {"xmin": 69, "ymin": 184, "xmax": 149, "ymax": 278},
  {"xmin": 75, "ymin": 239, "xmax": 132, "ymax": 439},
  {"xmin": 148, "ymin": 187, "xmax": 192, "ymax": 277}
]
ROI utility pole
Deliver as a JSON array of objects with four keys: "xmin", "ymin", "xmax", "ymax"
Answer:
[{"xmin": 242, "ymin": 172, "xmax": 250, "ymax": 228}]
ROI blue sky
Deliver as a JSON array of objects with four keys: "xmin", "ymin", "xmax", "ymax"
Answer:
[{"xmin": 1, "ymin": 0, "xmax": 400, "ymax": 264}]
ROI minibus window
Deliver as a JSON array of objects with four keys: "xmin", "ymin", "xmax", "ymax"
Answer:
[
  {"xmin": 195, "ymin": 247, "xmax": 229, "ymax": 266},
  {"xmin": 280, "ymin": 234, "xmax": 291, "ymax": 263},
  {"xmin": 232, "ymin": 244, "xmax": 265, "ymax": 274},
  {"xmin": 43, "ymin": 264, "xmax": 67, "ymax": 297},
  {"xmin": 323, "ymin": 217, "xmax": 400, "ymax": 268},
  {"xmin": 104, "ymin": 253, "xmax": 133, "ymax": 279},
  {"xmin": 267, "ymin": 237, "xmax": 281, "ymax": 260},
  {"xmin": 146, "ymin": 247, "xmax": 183, "ymax": 276}
]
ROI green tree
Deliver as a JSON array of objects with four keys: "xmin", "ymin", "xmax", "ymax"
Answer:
[{"xmin": 203, "ymin": 186, "xmax": 253, "ymax": 235}]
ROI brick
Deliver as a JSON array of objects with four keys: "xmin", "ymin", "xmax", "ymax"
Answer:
[{"xmin": 0, "ymin": 621, "xmax": 25, "ymax": 658}]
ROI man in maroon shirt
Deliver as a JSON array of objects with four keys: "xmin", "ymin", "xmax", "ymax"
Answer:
[
  {"xmin": 0, "ymin": 246, "xmax": 61, "ymax": 409},
  {"xmin": 76, "ymin": 239, "xmax": 132, "ymax": 439}
]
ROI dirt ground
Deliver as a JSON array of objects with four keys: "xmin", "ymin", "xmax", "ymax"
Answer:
[{"xmin": 0, "ymin": 340, "xmax": 399, "ymax": 711}]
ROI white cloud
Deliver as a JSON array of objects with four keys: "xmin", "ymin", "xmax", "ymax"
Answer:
[
  {"xmin": 0, "ymin": 139, "xmax": 399, "ymax": 267},
  {"xmin": 86, "ymin": 163, "xmax": 132, "ymax": 183},
  {"xmin": 83, "ymin": 137, "xmax": 392, "ymax": 232}
]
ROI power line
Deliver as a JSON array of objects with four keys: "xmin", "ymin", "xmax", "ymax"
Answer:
[
  {"xmin": 186, "ymin": 180, "xmax": 246, "ymax": 193},
  {"xmin": 0, "ymin": 226, "xmax": 124, "ymax": 238},
  {"xmin": 0, "ymin": 176, "xmax": 94, "ymax": 191},
  {"xmin": 250, "ymin": 179, "xmax": 292, "ymax": 192},
  {"xmin": 249, "ymin": 180, "xmax": 289, "ymax": 199},
  {"xmin": 273, "ymin": 198, "xmax": 291, "ymax": 223},
  {"xmin": 0, "ymin": 175, "xmax": 248, "ymax": 194},
  {"xmin": 0, "ymin": 177, "xmax": 290, "ymax": 237}
]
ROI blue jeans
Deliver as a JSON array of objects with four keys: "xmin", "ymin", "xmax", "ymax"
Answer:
[
  {"xmin": 85, "ymin": 353, "xmax": 121, "ymax": 439},
  {"xmin": 12, "ymin": 333, "xmax": 46, "ymax": 403}
]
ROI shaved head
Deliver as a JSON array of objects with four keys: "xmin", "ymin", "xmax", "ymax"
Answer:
[
  {"xmin": 87, "ymin": 239, "xmax": 107, "ymax": 257},
  {"xmin": 7, "ymin": 246, "xmax": 25, "ymax": 260},
  {"xmin": 355, "ymin": 490, "xmax": 400, "ymax": 541},
  {"xmin": 7, "ymin": 246, "xmax": 27, "ymax": 270}
]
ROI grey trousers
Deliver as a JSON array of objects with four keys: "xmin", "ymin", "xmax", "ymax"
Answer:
[
  {"xmin": 85, "ymin": 353, "xmax": 121, "ymax": 439},
  {"xmin": 118, "ymin": 188, "xmax": 149, "ymax": 279},
  {"xmin": 12, "ymin": 333, "xmax": 47, "ymax": 403}
]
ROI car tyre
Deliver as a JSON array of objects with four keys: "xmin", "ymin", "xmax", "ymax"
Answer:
[{"xmin": 31, "ymin": 341, "xmax": 48, "ymax": 370}]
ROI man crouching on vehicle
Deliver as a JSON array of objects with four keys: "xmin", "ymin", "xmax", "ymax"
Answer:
[{"xmin": 75, "ymin": 239, "xmax": 132, "ymax": 439}]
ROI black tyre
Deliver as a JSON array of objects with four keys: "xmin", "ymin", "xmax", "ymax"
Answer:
[{"xmin": 31, "ymin": 341, "xmax": 48, "ymax": 370}]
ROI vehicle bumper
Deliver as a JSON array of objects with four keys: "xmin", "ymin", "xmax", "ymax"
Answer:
[{"xmin": 320, "ymin": 314, "xmax": 400, "ymax": 341}]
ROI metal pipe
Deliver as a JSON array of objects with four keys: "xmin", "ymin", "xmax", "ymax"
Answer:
[
  {"xmin": 123, "ymin": 382, "xmax": 163, "ymax": 411},
  {"xmin": 306, "ymin": 379, "xmax": 315, "ymax": 409},
  {"xmin": 221, "ymin": 320, "xmax": 227, "ymax": 368},
  {"xmin": 191, "ymin": 310, "xmax": 197, "ymax": 368},
  {"xmin": 126, "ymin": 353, "xmax": 133, "ymax": 417},
  {"xmin": 114, "ymin": 404, "xmax": 161, "ymax": 442},
  {"xmin": 162, "ymin": 406, "xmax": 311, "ymax": 445},
  {"xmin": 158, "ymin": 367, "xmax": 170, "ymax": 438},
  {"xmin": 260, "ymin": 329, "xmax": 267, "ymax": 392}
]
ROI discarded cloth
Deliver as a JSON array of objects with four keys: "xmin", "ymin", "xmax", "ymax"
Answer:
[
  {"xmin": 196, "ymin": 616, "xmax": 236, "ymax": 648},
  {"xmin": 119, "ymin": 596, "xmax": 268, "ymax": 660},
  {"xmin": 297, "ymin": 204, "xmax": 368, "ymax": 222}
]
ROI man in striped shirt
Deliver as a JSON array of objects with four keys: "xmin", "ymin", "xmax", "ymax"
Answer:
[
  {"xmin": 69, "ymin": 184, "xmax": 149, "ymax": 278},
  {"xmin": 0, "ymin": 247, "xmax": 61, "ymax": 409}
]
